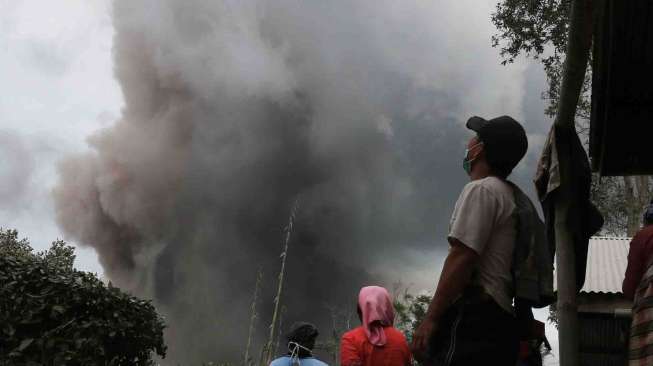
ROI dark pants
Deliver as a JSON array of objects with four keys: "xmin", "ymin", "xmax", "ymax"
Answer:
[{"xmin": 424, "ymin": 295, "xmax": 519, "ymax": 366}]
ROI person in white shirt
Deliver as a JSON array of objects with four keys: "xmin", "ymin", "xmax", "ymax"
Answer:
[{"xmin": 411, "ymin": 115, "xmax": 528, "ymax": 366}]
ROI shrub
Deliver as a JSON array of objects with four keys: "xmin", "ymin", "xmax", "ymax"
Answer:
[
  {"xmin": 393, "ymin": 291, "xmax": 432, "ymax": 342},
  {"xmin": 0, "ymin": 229, "xmax": 166, "ymax": 365}
]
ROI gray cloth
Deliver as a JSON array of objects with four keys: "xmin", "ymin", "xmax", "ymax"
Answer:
[
  {"xmin": 508, "ymin": 181, "xmax": 555, "ymax": 308},
  {"xmin": 534, "ymin": 125, "xmax": 603, "ymax": 292}
]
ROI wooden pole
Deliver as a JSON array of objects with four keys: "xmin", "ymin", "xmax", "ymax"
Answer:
[
  {"xmin": 553, "ymin": 0, "xmax": 593, "ymax": 365},
  {"xmin": 554, "ymin": 183, "xmax": 578, "ymax": 366}
]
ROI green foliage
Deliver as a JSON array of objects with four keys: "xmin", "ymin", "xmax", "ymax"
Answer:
[
  {"xmin": 590, "ymin": 175, "xmax": 629, "ymax": 235},
  {"xmin": 492, "ymin": 0, "xmax": 570, "ymax": 65},
  {"xmin": 393, "ymin": 291, "xmax": 432, "ymax": 342},
  {"xmin": 38, "ymin": 239, "xmax": 76, "ymax": 271},
  {"xmin": 491, "ymin": 0, "xmax": 572, "ymax": 119},
  {"xmin": 0, "ymin": 229, "xmax": 166, "ymax": 365},
  {"xmin": 491, "ymin": 0, "xmax": 639, "ymax": 236},
  {"xmin": 491, "ymin": 0, "xmax": 591, "ymax": 124},
  {"xmin": 314, "ymin": 305, "xmax": 355, "ymax": 365},
  {"xmin": 548, "ymin": 302, "xmax": 559, "ymax": 329}
]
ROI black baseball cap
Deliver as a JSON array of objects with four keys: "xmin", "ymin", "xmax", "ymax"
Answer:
[{"xmin": 466, "ymin": 115, "xmax": 528, "ymax": 177}]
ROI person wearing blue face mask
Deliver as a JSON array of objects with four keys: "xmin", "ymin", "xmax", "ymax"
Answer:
[
  {"xmin": 462, "ymin": 140, "xmax": 484, "ymax": 176},
  {"xmin": 412, "ymin": 115, "xmax": 529, "ymax": 366}
]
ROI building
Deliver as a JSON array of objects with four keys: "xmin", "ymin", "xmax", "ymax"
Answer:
[{"xmin": 577, "ymin": 237, "xmax": 632, "ymax": 366}]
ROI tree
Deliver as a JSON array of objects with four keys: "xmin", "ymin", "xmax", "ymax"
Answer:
[
  {"xmin": 0, "ymin": 229, "xmax": 166, "ymax": 365},
  {"xmin": 316, "ymin": 304, "xmax": 355, "ymax": 365},
  {"xmin": 491, "ymin": 0, "xmax": 652, "ymax": 236},
  {"xmin": 392, "ymin": 289, "xmax": 432, "ymax": 343}
]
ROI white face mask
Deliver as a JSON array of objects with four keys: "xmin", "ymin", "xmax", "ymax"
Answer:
[{"xmin": 288, "ymin": 341, "xmax": 313, "ymax": 364}]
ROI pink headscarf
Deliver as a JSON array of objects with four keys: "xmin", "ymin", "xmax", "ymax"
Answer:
[{"xmin": 358, "ymin": 286, "xmax": 395, "ymax": 346}]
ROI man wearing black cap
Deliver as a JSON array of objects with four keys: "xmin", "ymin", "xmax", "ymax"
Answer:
[{"xmin": 411, "ymin": 116, "xmax": 528, "ymax": 366}]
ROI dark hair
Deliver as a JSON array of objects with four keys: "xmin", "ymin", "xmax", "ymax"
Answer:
[
  {"xmin": 285, "ymin": 322, "xmax": 318, "ymax": 358},
  {"xmin": 482, "ymin": 154, "xmax": 510, "ymax": 179}
]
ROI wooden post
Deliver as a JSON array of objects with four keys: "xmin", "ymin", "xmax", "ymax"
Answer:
[
  {"xmin": 555, "ymin": 187, "xmax": 578, "ymax": 366},
  {"xmin": 552, "ymin": 0, "xmax": 594, "ymax": 365}
]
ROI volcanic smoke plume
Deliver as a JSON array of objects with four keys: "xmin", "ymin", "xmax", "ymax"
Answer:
[{"xmin": 53, "ymin": 0, "xmax": 524, "ymax": 363}]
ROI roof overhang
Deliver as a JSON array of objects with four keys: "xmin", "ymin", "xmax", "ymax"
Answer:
[{"xmin": 589, "ymin": 0, "xmax": 653, "ymax": 176}]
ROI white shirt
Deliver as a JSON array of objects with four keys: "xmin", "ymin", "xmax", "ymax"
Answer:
[{"xmin": 448, "ymin": 176, "xmax": 517, "ymax": 313}]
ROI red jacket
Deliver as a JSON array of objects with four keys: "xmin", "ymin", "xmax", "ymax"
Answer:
[
  {"xmin": 340, "ymin": 326, "xmax": 412, "ymax": 366},
  {"xmin": 623, "ymin": 225, "xmax": 653, "ymax": 299}
]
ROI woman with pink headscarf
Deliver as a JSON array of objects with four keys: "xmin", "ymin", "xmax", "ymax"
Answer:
[{"xmin": 340, "ymin": 286, "xmax": 412, "ymax": 366}]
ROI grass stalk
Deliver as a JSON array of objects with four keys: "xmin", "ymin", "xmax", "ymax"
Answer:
[
  {"xmin": 263, "ymin": 199, "xmax": 299, "ymax": 365},
  {"xmin": 243, "ymin": 268, "xmax": 263, "ymax": 366}
]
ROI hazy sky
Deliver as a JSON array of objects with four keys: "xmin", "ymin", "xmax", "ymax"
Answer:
[
  {"xmin": 0, "ymin": 1, "xmax": 558, "ymax": 364},
  {"xmin": 1, "ymin": 0, "xmax": 120, "ymax": 274}
]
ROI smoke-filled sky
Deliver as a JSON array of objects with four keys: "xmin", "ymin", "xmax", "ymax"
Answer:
[{"xmin": 1, "ymin": 0, "xmax": 558, "ymax": 364}]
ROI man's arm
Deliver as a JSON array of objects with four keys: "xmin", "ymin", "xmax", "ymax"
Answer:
[
  {"xmin": 411, "ymin": 239, "xmax": 478, "ymax": 356},
  {"xmin": 424, "ymin": 239, "xmax": 479, "ymax": 321}
]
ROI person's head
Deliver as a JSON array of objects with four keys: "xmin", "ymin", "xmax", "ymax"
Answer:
[
  {"xmin": 356, "ymin": 286, "xmax": 394, "ymax": 346},
  {"xmin": 285, "ymin": 322, "xmax": 319, "ymax": 358},
  {"xmin": 464, "ymin": 115, "xmax": 528, "ymax": 180},
  {"xmin": 643, "ymin": 199, "xmax": 653, "ymax": 226}
]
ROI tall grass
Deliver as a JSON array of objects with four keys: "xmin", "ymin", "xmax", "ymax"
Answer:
[
  {"xmin": 273, "ymin": 306, "xmax": 287, "ymax": 358},
  {"xmin": 260, "ymin": 198, "xmax": 300, "ymax": 366},
  {"xmin": 243, "ymin": 268, "xmax": 263, "ymax": 366}
]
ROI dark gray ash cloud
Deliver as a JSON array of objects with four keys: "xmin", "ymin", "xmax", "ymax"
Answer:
[{"xmin": 53, "ymin": 1, "xmax": 535, "ymax": 363}]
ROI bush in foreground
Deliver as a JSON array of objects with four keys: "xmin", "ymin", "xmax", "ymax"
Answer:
[{"xmin": 0, "ymin": 229, "xmax": 166, "ymax": 365}]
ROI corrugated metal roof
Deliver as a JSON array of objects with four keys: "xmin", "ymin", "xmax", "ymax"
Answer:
[{"xmin": 580, "ymin": 237, "xmax": 631, "ymax": 294}]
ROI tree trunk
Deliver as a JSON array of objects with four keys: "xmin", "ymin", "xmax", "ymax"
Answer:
[
  {"xmin": 552, "ymin": 0, "xmax": 594, "ymax": 365},
  {"xmin": 624, "ymin": 176, "xmax": 636, "ymax": 235},
  {"xmin": 624, "ymin": 176, "xmax": 653, "ymax": 236}
]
